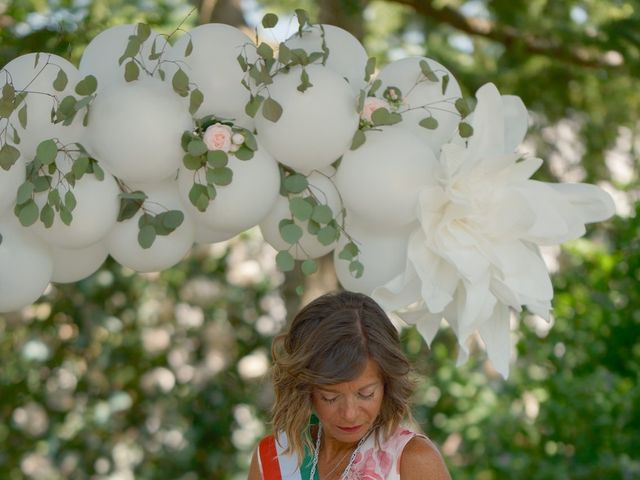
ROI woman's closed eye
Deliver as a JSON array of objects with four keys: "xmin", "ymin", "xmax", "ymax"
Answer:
[{"xmin": 321, "ymin": 394, "xmax": 339, "ymax": 403}]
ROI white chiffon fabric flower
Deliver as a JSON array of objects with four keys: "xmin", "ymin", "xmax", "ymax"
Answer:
[{"xmin": 375, "ymin": 83, "xmax": 615, "ymax": 377}]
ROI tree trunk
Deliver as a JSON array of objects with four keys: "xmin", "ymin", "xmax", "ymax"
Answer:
[
  {"xmin": 196, "ymin": 0, "xmax": 246, "ymax": 27},
  {"xmin": 318, "ymin": 0, "xmax": 369, "ymax": 41}
]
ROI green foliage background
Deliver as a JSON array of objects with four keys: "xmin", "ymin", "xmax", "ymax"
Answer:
[{"xmin": 1, "ymin": 0, "xmax": 639, "ymax": 478}]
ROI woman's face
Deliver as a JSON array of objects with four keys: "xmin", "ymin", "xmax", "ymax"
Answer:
[{"xmin": 311, "ymin": 358, "xmax": 384, "ymax": 445}]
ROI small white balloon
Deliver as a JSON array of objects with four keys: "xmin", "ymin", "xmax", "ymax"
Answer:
[
  {"xmin": 334, "ymin": 214, "xmax": 413, "ymax": 296},
  {"xmin": 285, "ymin": 24, "xmax": 369, "ymax": 94},
  {"xmin": 107, "ymin": 180, "xmax": 194, "ymax": 273},
  {"xmin": 336, "ymin": 126, "xmax": 438, "ymax": 229},
  {"xmin": 254, "ymin": 65, "xmax": 359, "ymax": 173},
  {"xmin": 167, "ymin": 24, "xmax": 256, "ymax": 129},
  {"xmin": 0, "ymin": 156, "xmax": 26, "ymax": 216},
  {"xmin": 0, "ymin": 216, "xmax": 52, "ymax": 313},
  {"xmin": 32, "ymin": 158, "xmax": 120, "ymax": 249},
  {"xmin": 178, "ymin": 144, "xmax": 280, "ymax": 233},
  {"xmin": 86, "ymin": 77, "xmax": 193, "ymax": 183},
  {"xmin": 377, "ymin": 56, "xmax": 462, "ymax": 154},
  {"xmin": 51, "ymin": 241, "xmax": 108, "ymax": 283},
  {"xmin": 1, "ymin": 53, "xmax": 83, "ymax": 162},
  {"xmin": 259, "ymin": 170, "xmax": 341, "ymax": 259},
  {"xmin": 79, "ymin": 24, "xmax": 166, "ymax": 90}
]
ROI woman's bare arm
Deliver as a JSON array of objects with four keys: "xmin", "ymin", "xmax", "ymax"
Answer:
[
  {"xmin": 247, "ymin": 448, "xmax": 261, "ymax": 480},
  {"xmin": 400, "ymin": 436, "xmax": 452, "ymax": 480}
]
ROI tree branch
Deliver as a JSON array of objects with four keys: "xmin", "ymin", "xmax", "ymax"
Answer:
[{"xmin": 388, "ymin": 0, "xmax": 624, "ymax": 70}]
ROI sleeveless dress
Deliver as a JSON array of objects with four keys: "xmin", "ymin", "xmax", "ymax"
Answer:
[{"xmin": 257, "ymin": 427, "xmax": 426, "ymax": 480}]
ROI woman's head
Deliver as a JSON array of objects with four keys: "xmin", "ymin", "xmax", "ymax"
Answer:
[{"xmin": 270, "ymin": 291, "xmax": 414, "ymax": 457}]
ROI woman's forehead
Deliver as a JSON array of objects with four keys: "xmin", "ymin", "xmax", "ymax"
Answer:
[{"xmin": 318, "ymin": 358, "xmax": 382, "ymax": 392}]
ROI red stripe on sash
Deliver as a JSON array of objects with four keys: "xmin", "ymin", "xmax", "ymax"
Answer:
[{"xmin": 258, "ymin": 435, "xmax": 282, "ymax": 479}]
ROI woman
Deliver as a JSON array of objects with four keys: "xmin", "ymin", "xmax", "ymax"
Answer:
[{"xmin": 248, "ymin": 291, "xmax": 451, "ymax": 479}]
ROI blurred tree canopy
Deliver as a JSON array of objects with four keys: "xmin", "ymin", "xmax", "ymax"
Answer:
[{"xmin": 0, "ymin": 0, "xmax": 638, "ymax": 479}]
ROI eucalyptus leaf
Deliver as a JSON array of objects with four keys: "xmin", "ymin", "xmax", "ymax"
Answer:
[
  {"xmin": 40, "ymin": 203, "xmax": 54, "ymax": 228},
  {"xmin": 0, "ymin": 144, "xmax": 20, "ymax": 170},
  {"xmin": 48, "ymin": 189, "xmax": 61, "ymax": 209},
  {"xmin": 161, "ymin": 210, "xmax": 184, "ymax": 230},
  {"xmin": 349, "ymin": 260, "xmax": 364, "ymax": 278},
  {"xmin": 317, "ymin": 224, "xmax": 337, "ymax": 245},
  {"xmin": 459, "ymin": 122, "xmax": 474, "ymax": 138},
  {"xmin": 243, "ymin": 132, "xmax": 257, "ymax": 151},
  {"xmin": 257, "ymin": 42, "xmax": 274, "ymax": 61},
  {"xmin": 172, "ymin": 69, "xmax": 189, "ymax": 97},
  {"xmin": 276, "ymin": 250, "xmax": 295, "ymax": 272},
  {"xmin": 234, "ymin": 146, "xmax": 254, "ymax": 161},
  {"xmin": 441, "ymin": 74, "xmax": 450, "ymax": 95},
  {"xmin": 262, "ymin": 97, "xmax": 283, "ymax": 122},
  {"xmin": 119, "ymin": 37, "xmax": 141, "ymax": 65},
  {"xmin": 278, "ymin": 43, "xmax": 291, "ymax": 64},
  {"xmin": 455, "ymin": 98, "xmax": 472, "ymax": 117},
  {"xmin": 16, "ymin": 182, "xmax": 34, "ymax": 205},
  {"xmin": 92, "ymin": 162, "xmax": 105, "ymax": 181},
  {"xmin": 188, "ymin": 139, "xmax": 208, "ymax": 156},
  {"xmin": 189, "ymin": 89, "xmax": 203, "ymax": 115},
  {"xmin": 311, "ymin": 204, "xmax": 333, "ymax": 225},
  {"xmin": 365, "ymin": 57, "xmax": 376, "ymax": 82},
  {"xmin": 11, "ymin": 125, "xmax": 20, "ymax": 144},
  {"xmin": 185, "ymin": 39, "xmax": 193, "ymax": 57},
  {"xmin": 301, "ymin": 259, "xmax": 317, "ymax": 276},
  {"xmin": 419, "ymin": 60, "xmax": 438, "ymax": 82},
  {"xmin": 64, "ymin": 190, "xmax": 77, "ymax": 212},
  {"xmin": 350, "ymin": 130, "xmax": 366, "ymax": 150},
  {"xmin": 338, "ymin": 241, "xmax": 359, "ymax": 261},
  {"xmin": 31, "ymin": 176, "xmax": 50, "ymax": 193},
  {"xmin": 189, "ymin": 183, "xmax": 210, "ymax": 212},
  {"xmin": 245, "ymin": 95, "xmax": 264, "ymax": 118},
  {"xmin": 279, "ymin": 221, "xmax": 303, "ymax": 244},
  {"xmin": 124, "ymin": 60, "xmax": 140, "ymax": 82},
  {"xmin": 262, "ymin": 13, "xmax": 278, "ymax": 28},
  {"xmin": 75, "ymin": 75, "xmax": 98, "ymax": 96},
  {"xmin": 138, "ymin": 224, "xmax": 156, "ymax": 249},
  {"xmin": 419, "ymin": 117, "xmax": 439, "ymax": 130},
  {"xmin": 284, "ymin": 174, "xmax": 308, "ymax": 193},
  {"xmin": 210, "ymin": 167, "xmax": 233, "ymax": 186},
  {"xmin": 237, "ymin": 54, "xmax": 248, "ymax": 72},
  {"xmin": 72, "ymin": 156, "xmax": 90, "ymax": 178},
  {"xmin": 368, "ymin": 79, "xmax": 382, "ymax": 96},
  {"xmin": 289, "ymin": 197, "xmax": 313, "ymax": 221},
  {"xmin": 137, "ymin": 23, "xmax": 151, "ymax": 42},
  {"xmin": 207, "ymin": 150, "xmax": 228, "ymax": 168},
  {"xmin": 35, "ymin": 140, "xmax": 57, "ymax": 166},
  {"xmin": 53, "ymin": 69, "xmax": 68, "ymax": 92},
  {"xmin": 16, "ymin": 199, "xmax": 38, "ymax": 226}
]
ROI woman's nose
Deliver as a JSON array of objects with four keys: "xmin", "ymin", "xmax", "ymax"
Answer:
[{"xmin": 341, "ymin": 397, "xmax": 358, "ymax": 422}]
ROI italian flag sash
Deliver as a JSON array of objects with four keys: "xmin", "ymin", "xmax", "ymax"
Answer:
[{"xmin": 258, "ymin": 431, "xmax": 317, "ymax": 480}]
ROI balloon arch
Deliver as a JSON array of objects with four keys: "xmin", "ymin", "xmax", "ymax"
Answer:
[{"xmin": 0, "ymin": 10, "xmax": 614, "ymax": 377}]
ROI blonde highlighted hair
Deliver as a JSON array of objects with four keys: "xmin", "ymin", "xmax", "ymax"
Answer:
[{"xmin": 270, "ymin": 291, "xmax": 414, "ymax": 461}]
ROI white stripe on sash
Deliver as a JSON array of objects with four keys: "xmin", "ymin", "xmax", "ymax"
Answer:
[{"xmin": 275, "ymin": 431, "xmax": 303, "ymax": 480}]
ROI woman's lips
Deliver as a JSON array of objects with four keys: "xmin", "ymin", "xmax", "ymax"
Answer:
[{"xmin": 337, "ymin": 425, "xmax": 362, "ymax": 433}]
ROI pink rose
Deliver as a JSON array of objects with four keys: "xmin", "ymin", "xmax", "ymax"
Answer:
[
  {"xmin": 203, "ymin": 123, "xmax": 233, "ymax": 152},
  {"xmin": 360, "ymin": 97, "xmax": 390, "ymax": 123}
]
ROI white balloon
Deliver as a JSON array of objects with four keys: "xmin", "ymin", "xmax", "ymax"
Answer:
[
  {"xmin": 1, "ymin": 53, "xmax": 83, "ymax": 161},
  {"xmin": 259, "ymin": 170, "xmax": 341, "ymax": 259},
  {"xmin": 0, "ymin": 216, "xmax": 52, "ymax": 313},
  {"xmin": 334, "ymin": 214, "xmax": 413, "ymax": 296},
  {"xmin": 167, "ymin": 24, "xmax": 256, "ymax": 129},
  {"xmin": 178, "ymin": 144, "xmax": 280, "ymax": 232},
  {"xmin": 51, "ymin": 241, "xmax": 108, "ymax": 283},
  {"xmin": 0, "ymin": 155, "xmax": 25, "ymax": 216},
  {"xmin": 254, "ymin": 65, "xmax": 359, "ymax": 173},
  {"xmin": 285, "ymin": 24, "xmax": 368, "ymax": 94},
  {"xmin": 79, "ymin": 24, "xmax": 166, "ymax": 90},
  {"xmin": 377, "ymin": 57, "xmax": 462, "ymax": 154},
  {"xmin": 335, "ymin": 126, "xmax": 437, "ymax": 229},
  {"xmin": 32, "ymin": 158, "xmax": 120, "ymax": 248},
  {"xmin": 107, "ymin": 180, "xmax": 194, "ymax": 273},
  {"xmin": 86, "ymin": 77, "xmax": 193, "ymax": 183}
]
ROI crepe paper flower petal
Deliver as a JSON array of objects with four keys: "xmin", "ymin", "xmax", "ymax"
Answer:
[
  {"xmin": 501, "ymin": 95, "xmax": 529, "ymax": 153},
  {"xmin": 477, "ymin": 303, "xmax": 512, "ymax": 378},
  {"xmin": 548, "ymin": 183, "xmax": 616, "ymax": 224}
]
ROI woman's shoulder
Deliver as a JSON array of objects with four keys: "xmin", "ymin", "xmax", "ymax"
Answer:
[{"xmin": 397, "ymin": 433, "xmax": 452, "ymax": 480}]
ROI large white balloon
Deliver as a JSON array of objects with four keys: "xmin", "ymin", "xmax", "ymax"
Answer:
[
  {"xmin": 51, "ymin": 242, "xmax": 108, "ymax": 283},
  {"xmin": 107, "ymin": 181, "xmax": 194, "ymax": 273},
  {"xmin": 32, "ymin": 158, "xmax": 120, "ymax": 249},
  {"xmin": 0, "ymin": 216, "xmax": 52, "ymax": 313},
  {"xmin": 254, "ymin": 65, "xmax": 359, "ymax": 173},
  {"xmin": 259, "ymin": 170, "xmax": 341, "ymax": 259},
  {"xmin": 0, "ymin": 156, "xmax": 25, "ymax": 216},
  {"xmin": 1, "ymin": 53, "xmax": 83, "ymax": 162},
  {"xmin": 377, "ymin": 57, "xmax": 462, "ymax": 154},
  {"xmin": 334, "ymin": 214, "xmax": 413, "ymax": 295},
  {"xmin": 167, "ymin": 24, "xmax": 256, "ymax": 129},
  {"xmin": 79, "ymin": 24, "xmax": 166, "ymax": 91},
  {"xmin": 335, "ymin": 126, "xmax": 437, "ymax": 229},
  {"xmin": 285, "ymin": 24, "xmax": 368, "ymax": 94},
  {"xmin": 86, "ymin": 77, "xmax": 193, "ymax": 183},
  {"xmin": 178, "ymin": 144, "xmax": 280, "ymax": 233}
]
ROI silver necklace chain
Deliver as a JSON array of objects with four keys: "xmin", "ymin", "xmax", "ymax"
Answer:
[{"xmin": 308, "ymin": 424, "xmax": 370, "ymax": 480}]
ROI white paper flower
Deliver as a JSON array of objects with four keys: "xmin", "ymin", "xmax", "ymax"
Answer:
[{"xmin": 375, "ymin": 83, "xmax": 615, "ymax": 377}]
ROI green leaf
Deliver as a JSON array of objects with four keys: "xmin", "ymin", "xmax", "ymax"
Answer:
[
  {"xmin": 350, "ymin": 130, "xmax": 366, "ymax": 150},
  {"xmin": 338, "ymin": 241, "xmax": 359, "ymax": 261},
  {"xmin": 207, "ymin": 150, "xmax": 228, "ymax": 168},
  {"xmin": 295, "ymin": 9, "xmax": 310, "ymax": 32},
  {"xmin": 419, "ymin": 117, "xmax": 439, "ymax": 130},
  {"xmin": 243, "ymin": 132, "xmax": 257, "ymax": 151},
  {"xmin": 365, "ymin": 57, "xmax": 376, "ymax": 82},
  {"xmin": 64, "ymin": 190, "xmax": 77, "ymax": 212},
  {"xmin": 2, "ymin": 82, "xmax": 15, "ymax": 102},
  {"xmin": 257, "ymin": 42, "xmax": 274, "ymax": 61},
  {"xmin": 53, "ymin": 69, "xmax": 68, "ymax": 91},
  {"xmin": 307, "ymin": 219, "xmax": 320, "ymax": 235},
  {"xmin": 419, "ymin": 60, "xmax": 438, "ymax": 82},
  {"xmin": 317, "ymin": 224, "xmax": 337, "ymax": 245},
  {"xmin": 185, "ymin": 38, "xmax": 193, "ymax": 57},
  {"xmin": 455, "ymin": 98, "xmax": 472, "ymax": 118},
  {"xmin": 72, "ymin": 156, "xmax": 90, "ymax": 179},
  {"xmin": 92, "ymin": 162, "xmax": 104, "ymax": 181},
  {"xmin": 117, "ymin": 197, "xmax": 143, "ymax": 222},
  {"xmin": 124, "ymin": 60, "xmax": 140, "ymax": 82},
  {"xmin": 16, "ymin": 181, "xmax": 34, "ymax": 205},
  {"xmin": 371, "ymin": 107, "xmax": 392, "ymax": 126},
  {"xmin": 289, "ymin": 197, "xmax": 313, "ymax": 221},
  {"xmin": 16, "ymin": 199, "xmax": 39, "ymax": 226},
  {"xmin": 368, "ymin": 79, "xmax": 382, "ymax": 97},
  {"xmin": 31, "ymin": 175, "xmax": 50, "ymax": 193},
  {"xmin": 48, "ymin": 189, "xmax": 61, "ymax": 209},
  {"xmin": 279, "ymin": 221, "xmax": 303, "ymax": 244},
  {"xmin": 459, "ymin": 122, "xmax": 474, "ymax": 138},
  {"xmin": 183, "ymin": 154, "xmax": 202, "ymax": 170},
  {"xmin": 349, "ymin": 260, "xmax": 364, "ymax": 278},
  {"xmin": 138, "ymin": 224, "xmax": 156, "ymax": 249},
  {"xmin": 137, "ymin": 23, "xmax": 151, "ymax": 42},
  {"xmin": 284, "ymin": 174, "xmax": 308, "ymax": 194},
  {"xmin": 189, "ymin": 183, "xmax": 210, "ymax": 212},
  {"xmin": 0, "ymin": 144, "xmax": 20, "ymax": 171},
  {"xmin": 210, "ymin": 167, "xmax": 233, "ymax": 186},
  {"xmin": 161, "ymin": 210, "xmax": 184, "ymax": 230},
  {"xmin": 237, "ymin": 54, "xmax": 248, "ymax": 72},
  {"xmin": 245, "ymin": 95, "xmax": 264, "ymax": 118},
  {"xmin": 297, "ymin": 68, "xmax": 312, "ymax": 93},
  {"xmin": 11, "ymin": 125, "xmax": 20, "ymax": 144},
  {"xmin": 75, "ymin": 74, "xmax": 98, "ymax": 96},
  {"xmin": 188, "ymin": 138, "xmax": 208, "ymax": 156},
  {"xmin": 311, "ymin": 204, "xmax": 333, "ymax": 224},
  {"xmin": 262, "ymin": 97, "xmax": 283, "ymax": 122},
  {"xmin": 40, "ymin": 203, "xmax": 54, "ymax": 228},
  {"xmin": 441, "ymin": 74, "xmax": 450, "ymax": 95},
  {"xmin": 301, "ymin": 259, "xmax": 317, "ymax": 276},
  {"xmin": 262, "ymin": 13, "xmax": 278, "ymax": 28},
  {"xmin": 172, "ymin": 69, "xmax": 189, "ymax": 97},
  {"xmin": 189, "ymin": 88, "xmax": 203, "ymax": 115},
  {"xmin": 35, "ymin": 139, "xmax": 57, "ymax": 165},
  {"xmin": 234, "ymin": 146, "xmax": 253, "ymax": 160},
  {"xmin": 278, "ymin": 43, "xmax": 291, "ymax": 64},
  {"xmin": 276, "ymin": 250, "xmax": 295, "ymax": 272}
]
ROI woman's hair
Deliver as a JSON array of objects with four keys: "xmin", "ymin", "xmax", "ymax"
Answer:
[{"xmin": 270, "ymin": 290, "xmax": 414, "ymax": 460}]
